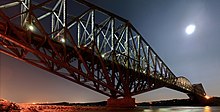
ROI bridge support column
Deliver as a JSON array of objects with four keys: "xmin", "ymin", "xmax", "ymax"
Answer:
[{"xmin": 107, "ymin": 97, "xmax": 135, "ymax": 108}]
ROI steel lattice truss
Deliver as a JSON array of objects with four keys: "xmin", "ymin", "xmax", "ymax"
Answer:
[{"xmin": 0, "ymin": 0, "xmax": 206, "ymax": 98}]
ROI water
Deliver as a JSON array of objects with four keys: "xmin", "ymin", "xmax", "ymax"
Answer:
[
  {"xmin": 139, "ymin": 106, "xmax": 220, "ymax": 112},
  {"xmin": 82, "ymin": 106, "xmax": 220, "ymax": 112}
]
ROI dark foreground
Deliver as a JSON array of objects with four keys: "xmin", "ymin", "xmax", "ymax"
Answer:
[
  {"xmin": 0, "ymin": 99, "xmax": 141, "ymax": 112},
  {"xmin": 1, "ymin": 98, "xmax": 220, "ymax": 112}
]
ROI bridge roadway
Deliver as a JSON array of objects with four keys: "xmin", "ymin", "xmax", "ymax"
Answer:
[{"xmin": 0, "ymin": 0, "xmax": 207, "ymax": 107}]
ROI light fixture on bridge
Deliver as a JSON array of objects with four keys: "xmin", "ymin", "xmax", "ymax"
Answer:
[
  {"xmin": 151, "ymin": 84, "xmax": 154, "ymax": 88},
  {"xmin": 28, "ymin": 24, "xmax": 34, "ymax": 31},
  {"xmin": 101, "ymin": 54, "xmax": 105, "ymax": 58},
  {"xmin": 60, "ymin": 38, "xmax": 65, "ymax": 43}
]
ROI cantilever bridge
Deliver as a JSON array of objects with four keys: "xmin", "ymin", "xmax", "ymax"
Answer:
[{"xmin": 0, "ymin": 0, "xmax": 207, "ymax": 107}]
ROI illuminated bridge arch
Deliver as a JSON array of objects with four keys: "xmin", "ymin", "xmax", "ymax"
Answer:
[{"xmin": 176, "ymin": 76, "xmax": 193, "ymax": 90}]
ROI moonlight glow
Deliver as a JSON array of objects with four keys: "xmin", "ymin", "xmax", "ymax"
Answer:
[{"xmin": 185, "ymin": 24, "xmax": 196, "ymax": 35}]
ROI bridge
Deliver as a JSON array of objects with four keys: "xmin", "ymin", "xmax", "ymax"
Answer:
[{"xmin": 0, "ymin": 0, "xmax": 207, "ymax": 107}]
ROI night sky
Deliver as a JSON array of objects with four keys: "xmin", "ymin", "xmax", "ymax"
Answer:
[{"xmin": 1, "ymin": 0, "xmax": 220, "ymax": 103}]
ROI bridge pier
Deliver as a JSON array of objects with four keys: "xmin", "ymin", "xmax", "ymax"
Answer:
[{"xmin": 107, "ymin": 97, "xmax": 136, "ymax": 108}]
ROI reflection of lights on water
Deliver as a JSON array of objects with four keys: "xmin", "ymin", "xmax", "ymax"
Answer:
[
  {"xmin": 159, "ymin": 108, "xmax": 170, "ymax": 111},
  {"xmin": 170, "ymin": 107, "xmax": 203, "ymax": 112},
  {"xmin": 143, "ymin": 108, "xmax": 170, "ymax": 112},
  {"xmin": 143, "ymin": 107, "xmax": 213, "ymax": 112},
  {"xmin": 204, "ymin": 106, "xmax": 211, "ymax": 112},
  {"xmin": 144, "ymin": 110, "xmax": 152, "ymax": 112}
]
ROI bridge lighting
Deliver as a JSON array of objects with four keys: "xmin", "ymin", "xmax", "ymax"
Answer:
[
  {"xmin": 28, "ymin": 24, "xmax": 34, "ymax": 31},
  {"xmin": 151, "ymin": 84, "xmax": 154, "ymax": 88},
  {"xmin": 60, "ymin": 38, "xmax": 65, "ymax": 43},
  {"xmin": 205, "ymin": 95, "xmax": 210, "ymax": 100},
  {"xmin": 101, "ymin": 54, "xmax": 105, "ymax": 58},
  {"xmin": 159, "ymin": 77, "xmax": 162, "ymax": 80}
]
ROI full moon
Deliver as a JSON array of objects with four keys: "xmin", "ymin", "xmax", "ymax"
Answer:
[{"xmin": 185, "ymin": 24, "xmax": 196, "ymax": 35}]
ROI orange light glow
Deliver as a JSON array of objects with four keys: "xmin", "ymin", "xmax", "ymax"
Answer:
[
  {"xmin": 204, "ymin": 106, "xmax": 211, "ymax": 112},
  {"xmin": 205, "ymin": 95, "xmax": 210, "ymax": 100}
]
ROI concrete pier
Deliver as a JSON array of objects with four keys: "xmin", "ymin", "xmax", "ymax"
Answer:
[{"xmin": 107, "ymin": 97, "xmax": 135, "ymax": 108}]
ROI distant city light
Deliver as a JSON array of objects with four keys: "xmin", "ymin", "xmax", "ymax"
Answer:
[
  {"xmin": 185, "ymin": 24, "xmax": 196, "ymax": 35},
  {"xmin": 205, "ymin": 95, "xmax": 210, "ymax": 100}
]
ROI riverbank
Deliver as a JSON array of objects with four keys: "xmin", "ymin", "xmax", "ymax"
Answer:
[
  {"xmin": 0, "ymin": 99, "xmax": 106, "ymax": 112},
  {"xmin": 0, "ymin": 99, "xmax": 141, "ymax": 112},
  {"xmin": 1, "ymin": 97, "xmax": 220, "ymax": 111}
]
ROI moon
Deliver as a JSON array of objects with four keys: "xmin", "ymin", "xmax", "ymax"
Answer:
[{"xmin": 185, "ymin": 24, "xmax": 196, "ymax": 35}]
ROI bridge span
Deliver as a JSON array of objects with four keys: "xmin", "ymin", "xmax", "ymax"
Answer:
[{"xmin": 0, "ymin": 0, "xmax": 207, "ymax": 107}]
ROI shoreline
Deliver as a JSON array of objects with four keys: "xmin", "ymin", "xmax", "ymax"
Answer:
[
  {"xmin": 1, "ymin": 98, "xmax": 220, "ymax": 111},
  {"xmin": 1, "ymin": 99, "xmax": 142, "ymax": 112}
]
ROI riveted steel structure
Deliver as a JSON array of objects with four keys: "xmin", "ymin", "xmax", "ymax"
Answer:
[{"xmin": 0, "ymin": 0, "xmax": 207, "ymax": 106}]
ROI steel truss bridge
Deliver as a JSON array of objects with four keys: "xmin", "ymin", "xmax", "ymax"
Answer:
[{"xmin": 0, "ymin": 0, "xmax": 207, "ymax": 107}]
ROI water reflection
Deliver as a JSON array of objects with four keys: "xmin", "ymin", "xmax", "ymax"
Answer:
[
  {"xmin": 204, "ymin": 106, "xmax": 211, "ymax": 112},
  {"xmin": 83, "ymin": 106, "xmax": 220, "ymax": 112},
  {"xmin": 141, "ymin": 106, "xmax": 219, "ymax": 112}
]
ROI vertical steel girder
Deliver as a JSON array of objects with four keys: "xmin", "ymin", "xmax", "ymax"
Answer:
[{"xmin": 0, "ymin": 0, "xmax": 205, "ymax": 98}]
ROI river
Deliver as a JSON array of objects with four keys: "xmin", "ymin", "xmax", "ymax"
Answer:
[
  {"xmin": 139, "ymin": 106, "xmax": 220, "ymax": 112},
  {"xmin": 82, "ymin": 106, "xmax": 220, "ymax": 112}
]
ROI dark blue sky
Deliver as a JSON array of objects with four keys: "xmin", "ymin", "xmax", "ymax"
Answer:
[{"xmin": 1, "ymin": 0, "xmax": 220, "ymax": 103}]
